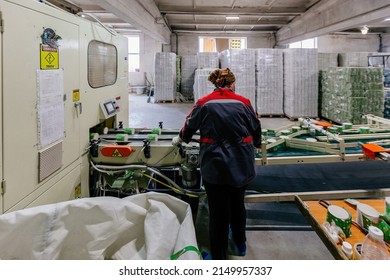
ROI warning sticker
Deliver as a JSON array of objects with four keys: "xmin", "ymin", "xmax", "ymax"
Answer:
[
  {"xmin": 73, "ymin": 89, "xmax": 80, "ymax": 102},
  {"xmin": 40, "ymin": 44, "xmax": 59, "ymax": 69},
  {"xmin": 111, "ymin": 149, "xmax": 123, "ymax": 157}
]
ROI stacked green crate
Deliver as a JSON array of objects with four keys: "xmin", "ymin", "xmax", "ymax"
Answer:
[
  {"xmin": 384, "ymin": 68, "xmax": 390, "ymax": 119},
  {"xmin": 321, "ymin": 67, "xmax": 384, "ymax": 124}
]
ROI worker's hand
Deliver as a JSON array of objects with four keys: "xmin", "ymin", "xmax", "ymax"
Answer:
[{"xmin": 172, "ymin": 135, "xmax": 183, "ymax": 146}]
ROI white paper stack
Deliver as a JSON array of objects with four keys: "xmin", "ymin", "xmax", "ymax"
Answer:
[
  {"xmin": 154, "ymin": 52, "xmax": 177, "ymax": 102},
  {"xmin": 197, "ymin": 52, "xmax": 219, "ymax": 69},
  {"xmin": 283, "ymin": 48, "xmax": 319, "ymax": 118},
  {"xmin": 220, "ymin": 49, "xmax": 256, "ymax": 106},
  {"xmin": 180, "ymin": 55, "xmax": 198, "ymax": 97},
  {"xmin": 338, "ymin": 52, "xmax": 370, "ymax": 67},
  {"xmin": 318, "ymin": 53, "xmax": 338, "ymax": 71},
  {"xmin": 255, "ymin": 48, "xmax": 284, "ymax": 115},
  {"xmin": 193, "ymin": 68, "xmax": 215, "ymax": 102}
]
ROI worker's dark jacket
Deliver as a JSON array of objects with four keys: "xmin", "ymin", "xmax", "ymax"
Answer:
[{"xmin": 179, "ymin": 88, "xmax": 262, "ymax": 187}]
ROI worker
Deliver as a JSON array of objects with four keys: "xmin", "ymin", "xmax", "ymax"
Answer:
[{"xmin": 172, "ymin": 68, "xmax": 262, "ymax": 260}]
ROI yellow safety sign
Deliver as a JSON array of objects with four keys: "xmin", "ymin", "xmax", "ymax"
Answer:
[
  {"xmin": 73, "ymin": 89, "xmax": 80, "ymax": 102},
  {"xmin": 111, "ymin": 149, "xmax": 123, "ymax": 157},
  {"xmin": 40, "ymin": 44, "xmax": 59, "ymax": 69}
]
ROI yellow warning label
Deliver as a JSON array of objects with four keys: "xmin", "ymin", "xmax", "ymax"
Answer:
[
  {"xmin": 73, "ymin": 89, "xmax": 80, "ymax": 102},
  {"xmin": 112, "ymin": 149, "xmax": 123, "ymax": 157},
  {"xmin": 40, "ymin": 44, "xmax": 59, "ymax": 69},
  {"xmin": 74, "ymin": 184, "xmax": 81, "ymax": 199}
]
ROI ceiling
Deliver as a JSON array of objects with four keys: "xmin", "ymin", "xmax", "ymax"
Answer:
[{"xmin": 45, "ymin": 0, "xmax": 390, "ymax": 43}]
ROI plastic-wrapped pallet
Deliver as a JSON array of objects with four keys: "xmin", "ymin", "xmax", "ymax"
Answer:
[
  {"xmin": 283, "ymin": 48, "xmax": 319, "ymax": 118},
  {"xmin": 154, "ymin": 52, "xmax": 176, "ymax": 102},
  {"xmin": 321, "ymin": 67, "xmax": 384, "ymax": 124},
  {"xmin": 338, "ymin": 52, "xmax": 370, "ymax": 67},
  {"xmin": 318, "ymin": 53, "xmax": 338, "ymax": 71},
  {"xmin": 384, "ymin": 68, "xmax": 390, "ymax": 88},
  {"xmin": 193, "ymin": 68, "xmax": 215, "ymax": 103},
  {"xmin": 384, "ymin": 88, "xmax": 390, "ymax": 119},
  {"xmin": 180, "ymin": 55, "xmax": 198, "ymax": 97},
  {"xmin": 197, "ymin": 52, "xmax": 219, "ymax": 69},
  {"xmin": 220, "ymin": 49, "xmax": 256, "ymax": 106},
  {"xmin": 318, "ymin": 53, "xmax": 338, "ymax": 115},
  {"xmin": 176, "ymin": 56, "xmax": 181, "ymax": 92},
  {"xmin": 255, "ymin": 48, "xmax": 283, "ymax": 115}
]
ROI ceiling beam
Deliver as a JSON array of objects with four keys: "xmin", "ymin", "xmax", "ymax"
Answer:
[
  {"xmin": 89, "ymin": 0, "xmax": 171, "ymax": 44},
  {"xmin": 173, "ymin": 29, "xmax": 276, "ymax": 35},
  {"xmin": 158, "ymin": 5, "xmax": 305, "ymax": 16},
  {"xmin": 168, "ymin": 19, "xmax": 288, "ymax": 26},
  {"xmin": 276, "ymin": 0, "xmax": 390, "ymax": 45}
]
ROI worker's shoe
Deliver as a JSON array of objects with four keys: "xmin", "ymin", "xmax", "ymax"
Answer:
[
  {"xmin": 228, "ymin": 226, "xmax": 246, "ymax": 257},
  {"xmin": 234, "ymin": 243, "xmax": 246, "ymax": 257},
  {"xmin": 201, "ymin": 251, "xmax": 212, "ymax": 260}
]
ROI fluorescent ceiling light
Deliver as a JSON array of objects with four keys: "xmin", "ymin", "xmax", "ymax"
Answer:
[
  {"xmin": 385, "ymin": 17, "xmax": 390, "ymax": 21},
  {"xmin": 361, "ymin": 25, "xmax": 369, "ymax": 35},
  {"xmin": 226, "ymin": 15, "xmax": 240, "ymax": 20}
]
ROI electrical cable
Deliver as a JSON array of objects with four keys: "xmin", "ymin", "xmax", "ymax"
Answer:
[{"xmin": 89, "ymin": 160, "xmax": 206, "ymax": 198}]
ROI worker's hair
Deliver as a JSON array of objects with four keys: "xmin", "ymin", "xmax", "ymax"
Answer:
[{"xmin": 208, "ymin": 68, "xmax": 236, "ymax": 88}]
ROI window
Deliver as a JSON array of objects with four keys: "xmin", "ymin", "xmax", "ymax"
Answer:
[
  {"xmin": 88, "ymin": 40, "xmax": 117, "ymax": 88},
  {"xmin": 199, "ymin": 37, "xmax": 247, "ymax": 52},
  {"xmin": 127, "ymin": 36, "xmax": 140, "ymax": 72},
  {"xmin": 289, "ymin": 38, "xmax": 317, "ymax": 49}
]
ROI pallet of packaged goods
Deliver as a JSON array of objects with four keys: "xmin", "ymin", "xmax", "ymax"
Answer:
[
  {"xmin": 337, "ymin": 52, "xmax": 371, "ymax": 67},
  {"xmin": 283, "ymin": 48, "xmax": 319, "ymax": 119},
  {"xmin": 383, "ymin": 88, "xmax": 390, "ymax": 119},
  {"xmin": 180, "ymin": 55, "xmax": 197, "ymax": 98},
  {"xmin": 318, "ymin": 52, "xmax": 338, "ymax": 71},
  {"xmin": 321, "ymin": 67, "xmax": 384, "ymax": 124},
  {"xmin": 255, "ymin": 48, "xmax": 284, "ymax": 115},
  {"xmin": 196, "ymin": 52, "xmax": 219, "ymax": 69},
  {"xmin": 154, "ymin": 52, "xmax": 176, "ymax": 102},
  {"xmin": 193, "ymin": 68, "xmax": 215, "ymax": 103},
  {"xmin": 220, "ymin": 49, "xmax": 256, "ymax": 106}
]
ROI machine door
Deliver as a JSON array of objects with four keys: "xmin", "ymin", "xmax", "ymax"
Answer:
[{"xmin": 1, "ymin": 1, "xmax": 80, "ymax": 212}]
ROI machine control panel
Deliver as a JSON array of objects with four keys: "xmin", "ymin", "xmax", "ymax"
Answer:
[{"xmin": 100, "ymin": 98, "xmax": 120, "ymax": 119}]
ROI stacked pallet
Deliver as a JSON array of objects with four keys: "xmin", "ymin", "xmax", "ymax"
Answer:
[
  {"xmin": 321, "ymin": 67, "xmax": 384, "ymax": 124},
  {"xmin": 255, "ymin": 48, "xmax": 284, "ymax": 115},
  {"xmin": 197, "ymin": 52, "xmax": 219, "ymax": 69},
  {"xmin": 193, "ymin": 68, "xmax": 215, "ymax": 102},
  {"xmin": 283, "ymin": 48, "xmax": 319, "ymax": 118},
  {"xmin": 176, "ymin": 56, "xmax": 181, "ymax": 92},
  {"xmin": 318, "ymin": 53, "xmax": 339, "ymax": 116},
  {"xmin": 220, "ymin": 49, "xmax": 256, "ymax": 106},
  {"xmin": 318, "ymin": 53, "xmax": 338, "ymax": 70},
  {"xmin": 338, "ymin": 52, "xmax": 370, "ymax": 67},
  {"xmin": 154, "ymin": 52, "xmax": 177, "ymax": 102},
  {"xmin": 180, "ymin": 55, "xmax": 197, "ymax": 97},
  {"xmin": 384, "ymin": 88, "xmax": 390, "ymax": 119}
]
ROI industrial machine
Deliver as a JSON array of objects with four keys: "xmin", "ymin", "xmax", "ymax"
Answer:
[
  {"xmin": 87, "ymin": 114, "xmax": 390, "ymax": 205},
  {"xmin": 2, "ymin": 0, "xmax": 389, "ymax": 216},
  {"xmin": 0, "ymin": 0, "xmax": 128, "ymax": 214}
]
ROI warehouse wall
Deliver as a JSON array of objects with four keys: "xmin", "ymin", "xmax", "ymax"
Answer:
[
  {"xmin": 382, "ymin": 34, "xmax": 390, "ymax": 52},
  {"xmin": 175, "ymin": 34, "xmax": 276, "ymax": 56},
  {"xmin": 129, "ymin": 33, "xmax": 163, "ymax": 87},
  {"xmin": 133, "ymin": 32, "xmax": 386, "ymax": 87},
  {"xmin": 317, "ymin": 34, "xmax": 380, "ymax": 52}
]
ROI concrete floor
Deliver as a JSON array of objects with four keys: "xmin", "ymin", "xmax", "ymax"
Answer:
[{"xmin": 128, "ymin": 92, "xmax": 334, "ymax": 260}]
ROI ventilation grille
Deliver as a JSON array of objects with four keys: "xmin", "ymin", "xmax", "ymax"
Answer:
[{"xmin": 39, "ymin": 141, "xmax": 63, "ymax": 182}]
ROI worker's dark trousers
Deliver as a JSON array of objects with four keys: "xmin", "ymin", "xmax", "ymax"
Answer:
[{"xmin": 204, "ymin": 181, "xmax": 247, "ymax": 260}]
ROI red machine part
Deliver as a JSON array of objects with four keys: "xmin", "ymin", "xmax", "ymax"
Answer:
[
  {"xmin": 101, "ymin": 145, "xmax": 134, "ymax": 157},
  {"xmin": 362, "ymin": 143, "xmax": 388, "ymax": 160}
]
